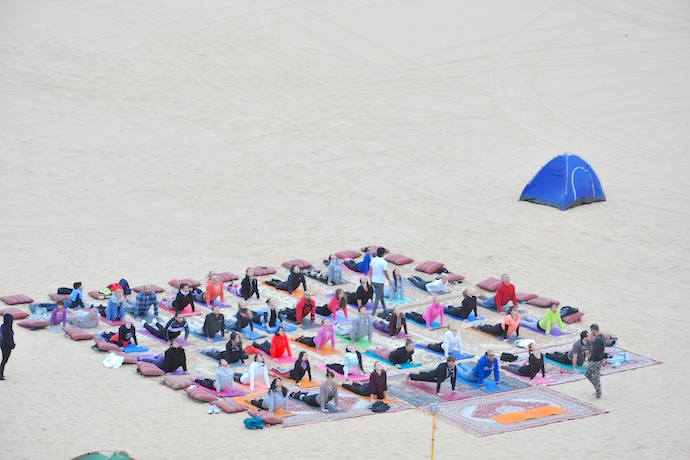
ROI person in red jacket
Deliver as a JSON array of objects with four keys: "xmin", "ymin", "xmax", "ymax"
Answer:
[
  {"xmin": 493, "ymin": 274, "xmax": 518, "ymax": 314},
  {"xmin": 295, "ymin": 292, "xmax": 316, "ymax": 325},
  {"xmin": 315, "ymin": 288, "xmax": 348, "ymax": 321},
  {"xmin": 269, "ymin": 326, "xmax": 292, "ymax": 358},
  {"xmin": 204, "ymin": 273, "xmax": 225, "ymax": 308}
]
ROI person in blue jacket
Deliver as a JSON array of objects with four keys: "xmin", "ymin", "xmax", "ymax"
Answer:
[
  {"xmin": 344, "ymin": 246, "xmax": 374, "ymax": 274},
  {"xmin": 457, "ymin": 350, "xmax": 501, "ymax": 386}
]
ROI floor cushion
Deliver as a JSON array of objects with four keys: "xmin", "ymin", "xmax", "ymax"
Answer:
[
  {"xmin": 185, "ymin": 387, "xmax": 218, "ymax": 402},
  {"xmin": 562, "ymin": 311, "xmax": 584, "ymax": 324},
  {"xmin": 66, "ymin": 327, "xmax": 94, "ymax": 341},
  {"xmin": 162, "ymin": 374, "xmax": 195, "ymax": 390},
  {"xmin": 527, "ymin": 297, "xmax": 559, "ymax": 308},
  {"xmin": 169, "ymin": 278, "xmax": 201, "ymax": 288},
  {"xmin": 516, "ymin": 292, "xmax": 538, "ymax": 302},
  {"xmin": 88, "ymin": 291, "xmax": 107, "ymax": 300},
  {"xmin": 49, "ymin": 293, "xmax": 68, "ymax": 302},
  {"xmin": 215, "ymin": 272, "xmax": 239, "ymax": 283},
  {"xmin": 248, "ymin": 409, "xmax": 283, "ymax": 425},
  {"xmin": 17, "ymin": 319, "xmax": 49, "ymax": 329},
  {"xmin": 477, "ymin": 277, "xmax": 501, "ymax": 292},
  {"xmin": 415, "ymin": 260, "xmax": 445, "ymax": 274},
  {"xmin": 0, "ymin": 307, "xmax": 29, "ymax": 320},
  {"xmin": 281, "ymin": 259, "xmax": 312, "ymax": 270},
  {"xmin": 252, "ymin": 266, "xmax": 276, "ymax": 276},
  {"xmin": 335, "ymin": 250, "xmax": 362, "ymax": 260},
  {"xmin": 385, "ymin": 254, "xmax": 413, "ymax": 265},
  {"xmin": 447, "ymin": 273, "xmax": 465, "ymax": 283},
  {"xmin": 95, "ymin": 340, "xmax": 121, "ymax": 352},
  {"xmin": 137, "ymin": 361, "xmax": 165, "ymax": 376},
  {"xmin": 215, "ymin": 398, "xmax": 247, "ymax": 414},
  {"xmin": 1, "ymin": 294, "xmax": 34, "ymax": 305},
  {"xmin": 132, "ymin": 285, "xmax": 165, "ymax": 293}
]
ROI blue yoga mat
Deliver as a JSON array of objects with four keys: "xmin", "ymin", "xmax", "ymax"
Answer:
[
  {"xmin": 363, "ymin": 350, "xmax": 422, "ymax": 369},
  {"xmin": 121, "ymin": 344, "xmax": 149, "ymax": 353},
  {"xmin": 545, "ymin": 357, "xmax": 585, "ymax": 373},
  {"xmin": 191, "ymin": 331, "xmax": 225, "ymax": 343},
  {"xmin": 479, "ymin": 297, "xmax": 526, "ymax": 314},
  {"xmin": 454, "ymin": 364, "xmax": 500, "ymax": 392},
  {"xmin": 315, "ymin": 310, "xmax": 350, "ymax": 324},
  {"xmin": 443, "ymin": 309, "xmax": 485, "ymax": 322},
  {"xmin": 194, "ymin": 300, "xmax": 232, "ymax": 309},
  {"xmin": 413, "ymin": 343, "xmax": 473, "ymax": 360},
  {"xmin": 241, "ymin": 328, "xmax": 264, "ymax": 340},
  {"xmin": 383, "ymin": 296, "xmax": 413, "ymax": 305},
  {"xmin": 406, "ymin": 316, "xmax": 442, "ymax": 329},
  {"xmin": 253, "ymin": 322, "xmax": 297, "ymax": 333}
]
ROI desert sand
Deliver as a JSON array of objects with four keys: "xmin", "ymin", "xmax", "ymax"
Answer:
[{"xmin": 1, "ymin": 0, "xmax": 689, "ymax": 458}]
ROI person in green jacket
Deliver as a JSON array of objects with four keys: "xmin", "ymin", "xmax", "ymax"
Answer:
[{"xmin": 537, "ymin": 303, "xmax": 565, "ymax": 335}]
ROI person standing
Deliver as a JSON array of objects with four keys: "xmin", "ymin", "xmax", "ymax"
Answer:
[
  {"xmin": 586, "ymin": 323, "xmax": 606, "ymax": 398},
  {"xmin": 369, "ymin": 247, "xmax": 390, "ymax": 317},
  {"xmin": 0, "ymin": 313, "xmax": 15, "ymax": 380}
]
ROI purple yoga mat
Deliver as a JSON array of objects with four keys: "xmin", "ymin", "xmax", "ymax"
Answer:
[
  {"xmin": 520, "ymin": 318, "xmax": 567, "ymax": 337},
  {"xmin": 316, "ymin": 364, "xmax": 369, "ymax": 382},
  {"xmin": 139, "ymin": 327, "xmax": 192, "ymax": 346}
]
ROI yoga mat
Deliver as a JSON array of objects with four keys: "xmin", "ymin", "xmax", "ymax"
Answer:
[
  {"xmin": 444, "ymin": 309, "xmax": 485, "ymax": 322},
  {"xmin": 339, "ymin": 385, "xmax": 398, "ymax": 404},
  {"xmin": 233, "ymin": 381, "xmax": 268, "ymax": 394},
  {"xmin": 383, "ymin": 296, "xmax": 413, "ymax": 305},
  {"xmin": 270, "ymin": 368, "xmax": 321, "ymax": 388},
  {"xmin": 455, "ymin": 365, "xmax": 500, "ymax": 392},
  {"xmin": 289, "ymin": 338, "xmax": 341, "ymax": 356},
  {"xmin": 335, "ymin": 334, "xmax": 375, "ymax": 347},
  {"xmin": 406, "ymin": 315, "xmax": 443, "ymax": 330},
  {"xmin": 413, "ymin": 343, "xmax": 473, "ymax": 360},
  {"xmin": 469, "ymin": 326, "xmax": 519, "ymax": 344},
  {"xmin": 160, "ymin": 305, "xmax": 202, "ymax": 317},
  {"xmin": 194, "ymin": 300, "xmax": 232, "ymax": 309},
  {"xmin": 253, "ymin": 322, "xmax": 297, "ymax": 333},
  {"xmin": 520, "ymin": 318, "xmax": 567, "ymax": 337},
  {"xmin": 253, "ymin": 347, "xmax": 296, "ymax": 365},
  {"xmin": 315, "ymin": 310, "xmax": 350, "ymax": 324},
  {"xmin": 260, "ymin": 281, "xmax": 304, "ymax": 299},
  {"xmin": 194, "ymin": 383, "xmax": 247, "ymax": 398},
  {"xmin": 326, "ymin": 294, "xmax": 371, "ymax": 310},
  {"xmin": 363, "ymin": 350, "xmax": 422, "ymax": 369},
  {"xmin": 404, "ymin": 380, "xmax": 468, "ymax": 401},
  {"xmin": 316, "ymin": 364, "xmax": 369, "ymax": 383},
  {"xmin": 478, "ymin": 298, "xmax": 527, "ymax": 314},
  {"xmin": 194, "ymin": 349, "xmax": 245, "ymax": 366},
  {"xmin": 281, "ymin": 318, "xmax": 320, "ymax": 330},
  {"xmin": 121, "ymin": 344, "xmax": 149, "ymax": 353},
  {"xmin": 373, "ymin": 326, "xmax": 406, "ymax": 339},
  {"xmin": 241, "ymin": 328, "xmax": 264, "ymax": 340},
  {"xmin": 501, "ymin": 366, "xmax": 555, "ymax": 385},
  {"xmin": 190, "ymin": 331, "xmax": 225, "ymax": 342},
  {"xmin": 100, "ymin": 317, "xmax": 124, "ymax": 327},
  {"xmin": 139, "ymin": 328, "xmax": 191, "ymax": 346},
  {"xmin": 491, "ymin": 405, "xmax": 566, "ymax": 425},
  {"xmin": 545, "ymin": 357, "xmax": 585, "ymax": 373},
  {"xmin": 232, "ymin": 394, "xmax": 295, "ymax": 417}
]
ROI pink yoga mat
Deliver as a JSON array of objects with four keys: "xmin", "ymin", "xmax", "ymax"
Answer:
[
  {"xmin": 139, "ymin": 328, "xmax": 191, "ymax": 346},
  {"xmin": 234, "ymin": 381, "xmax": 268, "ymax": 393},
  {"xmin": 405, "ymin": 380, "xmax": 469, "ymax": 401},
  {"xmin": 256, "ymin": 348, "xmax": 296, "ymax": 365},
  {"xmin": 100, "ymin": 317, "xmax": 124, "ymax": 327},
  {"xmin": 194, "ymin": 384, "xmax": 246, "ymax": 398},
  {"xmin": 160, "ymin": 305, "xmax": 202, "ymax": 317},
  {"xmin": 316, "ymin": 364, "xmax": 369, "ymax": 383},
  {"xmin": 503, "ymin": 367, "xmax": 555, "ymax": 385}
]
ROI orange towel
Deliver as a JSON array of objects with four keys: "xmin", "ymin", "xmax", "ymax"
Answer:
[{"xmin": 491, "ymin": 405, "xmax": 566, "ymax": 425}]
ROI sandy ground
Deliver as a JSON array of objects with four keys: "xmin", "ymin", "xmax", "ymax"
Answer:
[{"xmin": 1, "ymin": 0, "xmax": 689, "ymax": 458}]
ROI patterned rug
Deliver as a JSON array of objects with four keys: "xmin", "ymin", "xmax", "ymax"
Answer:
[
  {"xmin": 509, "ymin": 345, "xmax": 661, "ymax": 386},
  {"xmin": 436, "ymin": 386, "xmax": 607, "ymax": 436}
]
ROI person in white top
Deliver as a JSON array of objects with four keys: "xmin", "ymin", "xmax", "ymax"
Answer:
[
  {"xmin": 234, "ymin": 353, "xmax": 270, "ymax": 390},
  {"xmin": 422, "ymin": 323, "xmax": 463, "ymax": 357},
  {"xmin": 425, "ymin": 274, "xmax": 450, "ymax": 294},
  {"xmin": 368, "ymin": 247, "xmax": 390, "ymax": 317}
]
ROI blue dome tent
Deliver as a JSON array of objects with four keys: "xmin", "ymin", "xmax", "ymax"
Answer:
[{"xmin": 520, "ymin": 153, "xmax": 606, "ymax": 210}]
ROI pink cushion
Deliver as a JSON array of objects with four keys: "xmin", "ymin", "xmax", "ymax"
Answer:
[
  {"xmin": 248, "ymin": 409, "xmax": 283, "ymax": 425},
  {"xmin": 162, "ymin": 374, "xmax": 195, "ymax": 390},
  {"xmin": 169, "ymin": 278, "xmax": 201, "ymax": 288},
  {"xmin": 49, "ymin": 293, "xmax": 68, "ymax": 302},
  {"xmin": 88, "ymin": 291, "xmax": 107, "ymax": 300},
  {"xmin": 186, "ymin": 387, "xmax": 218, "ymax": 402},
  {"xmin": 137, "ymin": 361, "xmax": 164, "ymax": 376},
  {"xmin": 447, "ymin": 273, "xmax": 465, "ymax": 283},
  {"xmin": 215, "ymin": 399, "xmax": 247, "ymax": 413},
  {"xmin": 214, "ymin": 272, "xmax": 239, "ymax": 283},
  {"xmin": 281, "ymin": 259, "xmax": 312, "ymax": 270},
  {"xmin": 527, "ymin": 296, "xmax": 558, "ymax": 308},
  {"xmin": 17, "ymin": 319, "xmax": 49, "ymax": 329},
  {"xmin": 95, "ymin": 340, "xmax": 120, "ymax": 352},
  {"xmin": 113, "ymin": 351, "xmax": 137, "ymax": 364},
  {"xmin": 516, "ymin": 292, "xmax": 538, "ymax": 302},
  {"xmin": 385, "ymin": 254, "xmax": 413, "ymax": 265},
  {"xmin": 0, "ymin": 307, "xmax": 29, "ymax": 320},
  {"xmin": 335, "ymin": 250, "xmax": 362, "ymax": 260},
  {"xmin": 562, "ymin": 311, "xmax": 584, "ymax": 324},
  {"xmin": 415, "ymin": 260, "xmax": 445, "ymax": 274},
  {"xmin": 132, "ymin": 285, "xmax": 165, "ymax": 293},
  {"xmin": 252, "ymin": 266, "xmax": 276, "ymax": 276},
  {"xmin": 65, "ymin": 327, "xmax": 94, "ymax": 341},
  {"xmin": 0, "ymin": 294, "xmax": 34, "ymax": 305},
  {"xmin": 477, "ymin": 277, "xmax": 501, "ymax": 292}
]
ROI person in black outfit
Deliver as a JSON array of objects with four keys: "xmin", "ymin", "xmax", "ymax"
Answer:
[
  {"xmin": 276, "ymin": 351, "xmax": 312, "ymax": 383},
  {"xmin": 346, "ymin": 277, "xmax": 373, "ymax": 307},
  {"xmin": 252, "ymin": 298, "xmax": 281, "ymax": 329},
  {"xmin": 343, "ymin": 361, "xmax": 388, "ymax": 400},
  {"xmin": 586, "ymin": 323, "xmax": 606, "ymax": 398},
  {"xmin": 265, "ymin": 265, "xmax": 307, "ymax": 294},
  {"xmin": 161, "ymin": 340, "xmax": 187, "ymax": 373},
  {"xmin": 0, "ymin": 313, "xmax": 15, "ymax": 380},
  {"xmin": 225, "ymin": 332, "xmax": 247, "ymax": 363},
  {"xmin": 233, "ymin": 301, "xmax": 254, "ymax": 331},
  {"xmin": 173, "ymin": 283, "xmax": 195, "ymax": 313},
  {"xmin": 445, "ymin": 288, "xmax": 481, "ymax": 320},
  {"xmin": 202, "ymin": 305, "xmax": 225, "ymax": 340},
  {"xmin": 114, "ymin": 317, "xmax": 138, "ymax": 347},
  {"xmin": 408, "ymin": 356, "xmax": 457, "ymax": 393},
  {"xmin": 505, "ymin": 343, "xmax": 545, "ymax": 379},
  {"xmin": 241, "ymin": 268, "xmax": 260, "ymax": 300}
]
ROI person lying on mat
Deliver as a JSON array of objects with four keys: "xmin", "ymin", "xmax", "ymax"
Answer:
[
  {"xmin": 385, "ymin": 268, "xmax": 405, "ymax": 301},
  {"xmin": 172, "ymin": 283, "xmax": 196, "ymax": 313},
  {"xmin": 316, "ymin": 288, "xmax": 348, "ymax": 321},
  {"xmin": 64, "ymin": 282, "xmax": 86, "ymax": 309},
  {"xmin": 343, "ymin": 246, "xmax": 374, "ymax": 274},
  {"xmin": 505, "ymin": 343, "xmax": 545, "ymax": 380},
  {"xmin": 140, "ymin": 340, "xmax": 188, "ymax": 373},
  {"xmin": 545, "ymin": 330, "xmax": 589, "ymax": 371},
  {"xmin": 342, "ymin": 361, "xmax": 388, "ymax": 401},
  {"xmin": 373, "ymin": 339, "xmax": 415, "ymax": 367},
  {"xmin": 241, "ymin": 268, "xmax": 260, "ymax": 300},
  {"xmin": 49, "ymin": 301, "xmax": 68, "ymax": 327},
  {"xmin": 422, "ymin": 323, "xmax": 463, "ymax": 357},
  {"xmin": 233, "ymin": 353, "xmax": 270, "ymax": 391},
  {"xmin": 266, "ymin": 264, "xmax": 307, "ymax": 294},
  {"xmin": 232, "ymin": 301, "xmax": 254, "ymax": 331},
  {"xmin": 225, "ymin": 331, "xmax": 248, "ymax": 363},
  {"xmin": 327, "ymin": 345, "xmax": 365, "ymax": 382},
  {"xmin": 67, "ymin": 306, "xmax": 100, "ymax": 329},
  {"xmin": 252, "ymin": 297, "xmax": 281, "ymax": 329},
  {"xmin": 407, "ymin": 356, "xmax": 457, "ymax": 394},
  {"xmin": 373, "ymin": 306, "xmax": 408, "ymax": 336},
  {"xmin": 194, "ymin": 358, "xmax": 235, "ymax": 393},
  {"xmin": 270, "ymin": 326, "xmax": 291, "ymax": 358},
  {"xmin": 105, "ymin": 289, "xmax": 131, "ymax": 322},
  {"xmin": 457, "ymin": 350, "xmax": 500, "ymax": 388},
  {"xmin": 291, "ymin": 371, "xmax": 340, "ymax": 412},
  {"xmin": 445, "ymin": 288, "xmax": 482, "ymax": 320},
  {"xmin": 134, "ymin": 285, "xmax": 159, "ymax": 319},
  {"xmin": 112, "ymin": 316, "xmax": 138, "ymax": 347},
  {"xmin": 472, "ymin": 306, "xmax": 521, "ymax": 341},
  {"xmin": 142, "ymin": 312, "xmax": 189, "ymax": 341},
  {"xmin": 406, "ymin": 297, "xmax": 445, "ymax": 328},
  {"xmin": 200, "ymin": 305, "xmax": 225, "ymax": 341},
  {"xmin": 537, "ymin": 303, "xmax": 565, "ymax": 335},
  {"xmin": 334, "ymin": 307, "xmax": 373, "ymax": 343},
  {"xmin": 493, "ymin": 274, "xmax": 518, "ymax": 314},
  {"xmin": 346, "ymin": 277, "xmax": 373, "ymax": 308},
  {"xmin": 295, "ymin": 292, "xmax": 316, "ymax": 325},
  {"xmin": 204, "ymin": 272, "xmax": 225, "ymax": 308},
  {"xmin": 251, "ymin": 378, "xmax": 290, "ymax": 415},
  {"xmin": 407, "ymin": 274, "xmax": 450, "ymax": 294},
  {"xmin": 325, "ymin": 254, "xmax": 343, "ymax": 285},
  {"xmin": 294, "ymin": 319, "xmax": 335, "ymax": 350}
]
